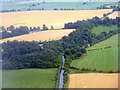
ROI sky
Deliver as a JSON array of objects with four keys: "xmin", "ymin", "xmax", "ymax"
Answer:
[
  {"xmin": 38, "ymin": 0, "xmax": 119, "ymax": 2},
  {"xmin": 0, "ymin": 0, "xmax": 119, "ymax": 2}
]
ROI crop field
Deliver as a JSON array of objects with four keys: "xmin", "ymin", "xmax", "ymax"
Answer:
[
  {"xmin": 108, "ymin": 11, "xmax": 119, "ymax": 19},
  {"xmin": 68, "ymin": 73, "xmax": 118, "ymax": 88},
  {"xmin": 0, "ymin": 29, "xmax": 75, "ymax": 43},
  {"xmin": 71, "ymin": 34, "xmax": 119, "ymax": 72},
  {"xmin": 1, "ymin": 9, "xmax": 113, "ymax": 29},
  {"xmin": 91, "ymin": 25, "xmax": 118, "ymax": 35},
  {"xmin": 2, "ymin": 68, "xmax": 57, "ymax": 88}
]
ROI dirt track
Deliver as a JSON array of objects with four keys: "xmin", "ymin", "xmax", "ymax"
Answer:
[{"xmin": 68, "ymin": 73, "xmax": 118, "ymax": 88}]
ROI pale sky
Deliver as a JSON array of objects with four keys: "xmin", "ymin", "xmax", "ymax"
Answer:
[
  {"xmin": 39, "ymin": 0, "xmax": 119, "ymax": 2},
  {"xmin": 0, "ymin": 0, "xmax": 119, "ymax": 2}
]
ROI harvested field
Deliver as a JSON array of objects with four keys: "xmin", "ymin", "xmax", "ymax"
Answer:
[
  {"xmin": 68, "ymin": 73, "xmax": 118, "ymax": 88},
  {"xmin": 108, "ymin": 11, "xmax": 119, "ymax": 19},
  {"xmin": 1, "ymin": 9, "xmax": 113, "ymax": 29},
  {"xmin": 0, "ymin": 29, "xmax": 74, "ymax": 43}
]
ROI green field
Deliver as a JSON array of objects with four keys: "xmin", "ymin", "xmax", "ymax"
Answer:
[
  {"xmin": 2, "ymin": 68, "xmax": 57, "ymax": 88},
  {"xmin": 1, "ymin": 2, "xmax": 115, "ymax": 11},
  {"xmin": 71, "ymin": 34, "xmax": 119, "ymax": 72},
  {"xmin": 87, "ymin": 34, "xmax": 118, "ymax": 50},
  {"xmin": 92, "ymin": 25, "xmax": 118, "ymax": 35},
  {"xmin": 0, "ymin": 70, "xmax": 2, "ymax": 89}
]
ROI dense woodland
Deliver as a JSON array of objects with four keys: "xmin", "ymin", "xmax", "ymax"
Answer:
[{"xmin": 2, "ymin": 16, "xmax": 120, "ymax": 70}]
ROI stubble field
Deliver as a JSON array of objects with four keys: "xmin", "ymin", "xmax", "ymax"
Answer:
[
  {"xmin": 68, "ymin": 73, "xmax": 118, "ymax": 88},
  {"xmin": 1, "ymin": 9, "xmax": 113, "ymax": 29},
  {"xmin": 0, "ymin": 29, "xmax": 75, "ymax": 43}
]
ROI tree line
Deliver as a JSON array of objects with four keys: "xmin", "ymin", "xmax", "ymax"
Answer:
[
  {"xmin": 64, "ymin": 16, "xmax": 119, "ymax": 29},
  {"xmin": 2, "ymin": 16, "xmax": 120, "ymax": 70},
  {"xmin": 1, "ymin": 26, "xmax": 29, "ymax": 39},
  {"xmin": 1, "ymin": 2, "xmax": 44, "ymax": 13},
  {"xmin": 96, "ymin": 1, "xmax": 120, "ymax": 12},
  {"xmin": 0, "ymin": 24, "xmax": 52, "ymax": 39},
  {"xmin": 0, "ymin": 8, "xmax": 45, "ymax": 13}
]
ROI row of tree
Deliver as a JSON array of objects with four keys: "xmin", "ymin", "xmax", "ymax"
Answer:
[
  {"xmin": 53, "ymin": 8, "xmax": 75, "ymax": 10},
  {"xmin": 2, "ymin": 16, "xmax": 120, "ymax": 70},
  {"xmin": 1, "ymin": 8, "xmax": 78, "ymax": 13},
  {"xmin": 96, "ymin": 3, "xmax": 118, "ymax": 9},
  {"xmin": 96, "ymin": 1, "xmax": 120, "ymax": 12},
  {"xmin": 64, "ymin": 16, "xmax": 119, "ymax": 29},
  {"xmin": 1, "ymin": 26, "xmax": 29, "ymax": 39},
  {"xmin": 0, "ymin": 8, "xmax": 45, "ymax": 13},
  {"xmin": 1, "ymin": 24, "xmax": 53, "ymax": 39}
]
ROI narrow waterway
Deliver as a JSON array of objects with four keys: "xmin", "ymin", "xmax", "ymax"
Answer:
[{"xmin": 59, "ymin": 55, "xmax": 65, "ymax": 89}]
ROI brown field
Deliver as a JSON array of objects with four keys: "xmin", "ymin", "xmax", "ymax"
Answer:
[
  {"xmin": 0, "ymin": 29, "xmax": 74, "ymax": 43},
  {"xmin": 68, "ymin": 73, "xmax": 118, "ymax": 88},
  {"xmin": 108, "ymin": 11, "xmax": 119, "ymax": 19},
  {"xmin": 1, "ymin": 9, "xmax": 113, "ymax": 29}
]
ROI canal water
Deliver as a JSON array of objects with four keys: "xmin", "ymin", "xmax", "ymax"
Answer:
[{"xmin": 59, "ymin": 55, "xmax": 65, "ymax": 89}]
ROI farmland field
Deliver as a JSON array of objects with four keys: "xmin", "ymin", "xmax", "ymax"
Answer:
[
  {"xmin": 0, "ymin": 70, "xmax": 2, "ymax": 89},
  {"xmin": 87, "ymin": 34, "xmax": 118, "ymax": 50},
  {"xmin": 1, "ymin": 9, "xmax": 113, "ymax": 29},
  {"xmin": 91, "ymin": 25, "xmax": 118, "ymax": 35},
  {"xmin": 108, "ymin": 11, "xmax": 119, "ymax": 19},
  {"xmin": 2, "ymin": 68, "xmax": 57, "ymax": 88},
  {"xmin": 0, "ymin": 29, "xmax": 75, "ymax": 43},
  {"xmin": 68, "ymin": 73, "xmax": 118, "ymax": 88},
  {"xmin": 71, "ymin": 47, "xmax": 118, "ymax": 72},
  {"xmin": 71, "ymin": 34, "xmax": 119, "ymax": 72}
]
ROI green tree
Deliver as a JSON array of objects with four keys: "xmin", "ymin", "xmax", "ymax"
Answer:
[
  {"xmin": 51, "ymin": 26, "xmax": 54, "ymax": 30},
  {"xmin": 43, "ymin": 24, "xmax": 48, "ymax": 30}
]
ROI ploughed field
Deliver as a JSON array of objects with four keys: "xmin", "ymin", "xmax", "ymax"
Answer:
[
  {"xmin": 71, "ymin": 34, "xmax": 118, "ymax": 72},
  {"xmin": 2, "ymin": 68, "xmax": 57, "ymax": 88},
  {"xmin": 0, "ymin": 29, "xmax": 75, "ymax": 43},
  {"xmin": 1, "ymin": 9, "xmax": 113, "ymax": 29}
]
